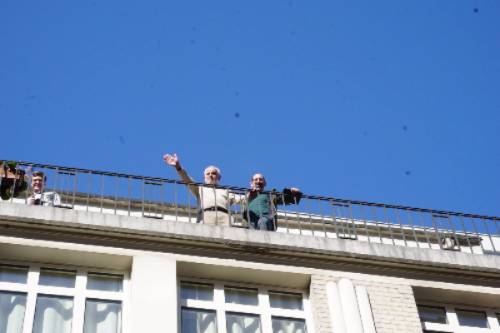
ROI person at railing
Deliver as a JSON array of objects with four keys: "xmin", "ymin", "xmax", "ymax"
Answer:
[
  {"xmin": 163, "ymin": 153, "xmax": 242, "ymax": 226},
  {"xmin": 27, "ymin": 171, "xmax": 61, "ymax": 207},
  {"xmin": 243, "ymin": 173, "xmax": 302, "ymax": 231}
]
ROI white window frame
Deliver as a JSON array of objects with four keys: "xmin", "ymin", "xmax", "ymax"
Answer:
[
  {"xmin": 178, "ymin": 277, "xmax": 312, "ymax": 333},
  {"xmin": 0, "ymin": 260, "xmax": 129, "ymax": 333},
  {"xmin": 418, "ymin": 302, "xmax": 500, "ymax": 333}
]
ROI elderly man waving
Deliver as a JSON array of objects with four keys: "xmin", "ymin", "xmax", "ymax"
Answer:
[{"xmin": 163, "ymin": 153, "xmax": 241, "ymax": 226}]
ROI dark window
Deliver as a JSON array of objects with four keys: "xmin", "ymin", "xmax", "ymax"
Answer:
[
  {"xmin": 456, "ymin": 309, "xmax": 488, "ymax": 328},
  {"xmin": 417, "ymin": 305, "xmax": 447, "ymax": 324}
]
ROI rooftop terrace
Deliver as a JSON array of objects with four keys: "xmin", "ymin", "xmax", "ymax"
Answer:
[{"xmin": 1, "ymin": 160, "xmax": 499, "ymax": 258}]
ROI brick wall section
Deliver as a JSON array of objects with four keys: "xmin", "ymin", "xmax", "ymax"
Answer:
[
  {"xmin": 310, "ymin": 275, "xmax": 333, "ymax": 333},
  {"xmin": 310, "ymin": 274, "xmax": 423, "ymax": 333}
]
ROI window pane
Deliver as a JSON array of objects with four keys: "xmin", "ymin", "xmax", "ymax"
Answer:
[
  {"xmin": 84, "ymin": 299, "xmax": 122, "ymax": 333},
  {"xmin": 417, "ymin": 305, "xmax": 447, "ymax": 324},
  {"xmin": 32, "ymin": 295, "xmax": 74, "ymax": 333},
  {"xmin": 225, "ymin": 287, "xmax": 258, "ymax": 306},
  {"xmin": 181, "ymin": 308, "xmax": 217, "ymax": 333},
  {"xmin": 0, "ymin": 291, "xmax": 27, "ymax": 333},
  {"xmin": 226, "ymin": 312, "xmax": 261, "ymax": 333},
  {"xmin": 181, "ymin": 282, "xmax": 213, "ymax": 301},
  {"xmin": 272, "ymin": 317, "xmax": 306, "ymax": 333},
  {"xmin": 87, "ymin": 273, "xmax": 123, "ymax": 292},
  {"xmin": 456, "ymin": 309, "xmax": 488, "ymax": 328},
  {"xmin": 269, "ymin": 292, "xmax": 303, "ymax": 310},
  {"xmin": 39, "ymin": 268, "xmax": 76, "ymax": 288},
  {"xmin": 0, "ymin": 265, "xmax": 28, "ymax": 284}
]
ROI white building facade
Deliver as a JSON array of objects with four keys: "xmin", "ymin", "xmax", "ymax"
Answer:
[{"xmin": 1, "ymin": 163, "xmax": 500, "ymax": 333}]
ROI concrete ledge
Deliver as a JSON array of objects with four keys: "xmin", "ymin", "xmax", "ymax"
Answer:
[{"xmin": 1, "ymin": 202, "xmax": 500, "ymax": 275}]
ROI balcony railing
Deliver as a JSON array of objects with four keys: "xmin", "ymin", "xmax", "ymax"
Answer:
[{"xmin": 1, "ymin": 160, "xmax": 499, "ymax": 255}]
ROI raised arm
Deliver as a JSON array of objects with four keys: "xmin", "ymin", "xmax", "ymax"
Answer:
[{"xmin": 163, "ymin": 153, "xmax": 199, "ymax": 199}]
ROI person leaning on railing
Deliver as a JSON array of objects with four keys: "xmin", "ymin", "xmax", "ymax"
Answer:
[
  {"xmin": 163, "ymin": 153, "xmax": 243, "ymax": 226},
  {"xmin": 27, "ymin": 171, "xmax": 61, "ymax": 207},
  {"xmin": 243, "ymin": 173, "xmax": 302, "ymax": 231}
]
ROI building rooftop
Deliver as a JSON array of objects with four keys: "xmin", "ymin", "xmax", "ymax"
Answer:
[{"xmin": 1, "ymin": 160, "xmax": 500, "ymax": 282}]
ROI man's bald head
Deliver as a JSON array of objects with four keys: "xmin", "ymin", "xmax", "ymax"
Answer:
[{"xmin": 250, "ymin": 173, "xmax": 266, "ymax": 191}]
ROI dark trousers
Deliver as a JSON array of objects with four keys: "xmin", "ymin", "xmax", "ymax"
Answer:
[{"xmin": 248, "ymin": 214, "xmax": 274, "ymax": 231}]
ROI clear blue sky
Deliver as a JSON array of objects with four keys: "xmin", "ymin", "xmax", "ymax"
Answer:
[{"xmin": 1, "ymin": 0, "xmax": 499, "ymax": 216}]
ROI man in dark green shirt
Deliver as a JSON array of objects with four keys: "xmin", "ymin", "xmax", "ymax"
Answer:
[{"xmin": 244, "ymin": 173, "xmax": 302, "ymax": 231}]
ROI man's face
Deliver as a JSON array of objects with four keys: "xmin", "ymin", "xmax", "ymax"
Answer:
[
  {"xmin": 251, "ymin": 174, "xmax": 266, "ymax": 191},
  {"xmin": 32, "ymin": 176, "xmax": 44, "ymax": 193},
  {"xmin": 204, "ymin": 168, "xmax": 220, "ymax": 185}
]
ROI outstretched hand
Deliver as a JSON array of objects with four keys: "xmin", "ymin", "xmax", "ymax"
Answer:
[{"xmin": 163, "ymin": 153, "xmax": 180, "ymax": 168}]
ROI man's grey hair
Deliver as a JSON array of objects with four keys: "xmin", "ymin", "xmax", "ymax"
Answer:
[{"xmin": 204, "ymin": 165, "xmax": 221, "ymax": 179}]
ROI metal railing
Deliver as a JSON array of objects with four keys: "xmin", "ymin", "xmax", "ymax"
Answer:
[{"xmin": 1, "ymin": 160, "xmax": 499, "ymax": 255}]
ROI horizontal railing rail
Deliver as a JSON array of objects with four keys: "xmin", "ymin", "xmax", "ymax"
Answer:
[{"xmin": 1, "ymin": 160, "xmax": 499, "ymax": 255}]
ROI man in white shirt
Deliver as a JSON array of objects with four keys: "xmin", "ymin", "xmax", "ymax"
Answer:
[
  {"xmin": 27, "ymin": 171, "xmax": 61, "ymax": 207},
  {"xmin": 163, "ymin": 153, "xmax": 241, "ymax": 226}
]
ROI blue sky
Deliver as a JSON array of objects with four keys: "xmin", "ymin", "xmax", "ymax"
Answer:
[{"xmin": 1, "ymin": 0, "xmax": 499, "ymax": 216}]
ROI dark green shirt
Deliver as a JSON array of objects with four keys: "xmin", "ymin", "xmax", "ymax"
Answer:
[{"xmin": 248, "ymin": 192, "xmax": 271, "ymax": 216}]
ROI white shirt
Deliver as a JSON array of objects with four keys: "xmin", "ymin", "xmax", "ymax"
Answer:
[{"xmin": 28, "ymin": 191, "xmax": 61, "ymax": 207}]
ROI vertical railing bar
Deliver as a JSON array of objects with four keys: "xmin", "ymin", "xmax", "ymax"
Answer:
[
  {"xmin": 308, "ymin": 198, "xmax": 314, "ymax": 237},
  {"xmin": 458, "ymin": 215, "xmax": 473, "ymax": 254},
  {"xmin": 482, "ymin": 218, "xmax": 496, "ymax": 253},
  {"xmin": 407, "ymin": 210, "xmax": 420, "ymax": 248},
  {"xmin": 114, "ymin": 176, "xmax": 118, "ymax": 215},
  {"xmin": 419, "ymin": 212, "xmax": 432, "ymax": 249},
  {"xmin": 431, "ymin": 214, "xmax": 443, "ymax": 250},
  {"xmin": 8, "ymin": 165, "xmax": 19, "ymax": 203},
  {"xmin": 360, "ymin": 204, "xmax": 370, "ymax": 243},
  {"xmin": 447, "ymin": 215, "xmax": 461, "ymax": 251},
  {"xmin": 54, "ymin": 167, "xmax": 60, "ymax": 204},
  {"xmin": 212, "ymin": 185, "xmax": 218, "ymax": 225},
  {"xmin": 100, "ymin": 174, "xmax": 104, "ymax": 213},
  {"xmin": 199, "ymin": 184, "xmax": 205, "ymax": 224},
  {"xmin": 187, "ymin": 183, "xmax": 193, "ymax": 223},
  {"xmin": 332, "ymin": 203, "xmax": 340, "ymax": 239},
  {"xmin": 470, "ymin": 217, "xmax": 485, "ymax": 252},
  {"xmin": 173, "ymin": 182, "xmax": 178, "ymax": 223},
  {"xmin": 72, "ymin": 172, "xmax": 77, "ymax": 209},
  {"xmin": 348, "ymin": 203, "xmax": 358, "ymax": 240},
  {"xmin": 23, "ymin": 164, "xmax": 32, "ymax": 204},
  {"xmin": 127, "ymin": 176, "xmax": 131, "ymax": 217},
  {"xmin": 395, "ymin": 209, "xmax": 408, "ymax": 247},
  {"xmin": 226, "ymin": 188, "xmax": 232, "ymax": 227},
  {"xmin": 141, "ymin": 178, "xmax": 145, "ymax": 217},
  {"xmin": 160, "ymin": 181, "xmax": 165, "ymax": 219},
  {"xmin": 86, "ymin": 171, "xmax": 91, "ymax": 212},
  {"xmin": 371, "ymin": 206, "xmax": 383, "ymax": 244},
  {"xmin": 245, "ymin": 190, "xmax": 251, "ymax": 229},
  {"xmin": 319, "ymin": 199, "xmax": 327, "ymax": 238},
  {"xmin": 294, "ymin": 192, "xmax": 302, "ymax": 235},
  {"xmin": 282, "ymin": 193, "xmax": 290, "ymax": 234},
  {"xmin": 383, "ymin": 206, "xmax": 396, "ymax": 246}
]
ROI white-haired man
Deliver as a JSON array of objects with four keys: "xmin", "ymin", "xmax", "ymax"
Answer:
[{"xmin": 163, "ymin": 153, "xmax": 241, "ymax": 226}]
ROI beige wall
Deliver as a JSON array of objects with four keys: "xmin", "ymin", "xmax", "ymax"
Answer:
[{"xmin": 310, "ymin": 274, "xmax": 422, "ymax": 333}]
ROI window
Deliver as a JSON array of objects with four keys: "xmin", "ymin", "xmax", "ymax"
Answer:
[
  {"xmin": 456, "ymin": 309, "xmax": 488, "ymax": 328},
  {"xmin": 0, "ymin": 262, "xmax": 126, "ymax": 333},
  {"xmin": 417, "ymin": 305, "xmax": 447, "ymax": 324},
  {"xmin": 180, "ymin": 281, "xmax": 310, "ymax": 333},
  {"xmin": 418, "ymin": 303, "xmax": 500, "ymax": 333}
]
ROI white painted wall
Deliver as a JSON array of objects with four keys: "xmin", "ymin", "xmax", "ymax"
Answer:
[{"xmin": 130, "ymin": 255, "xmax": 177, "ymax": 333}]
